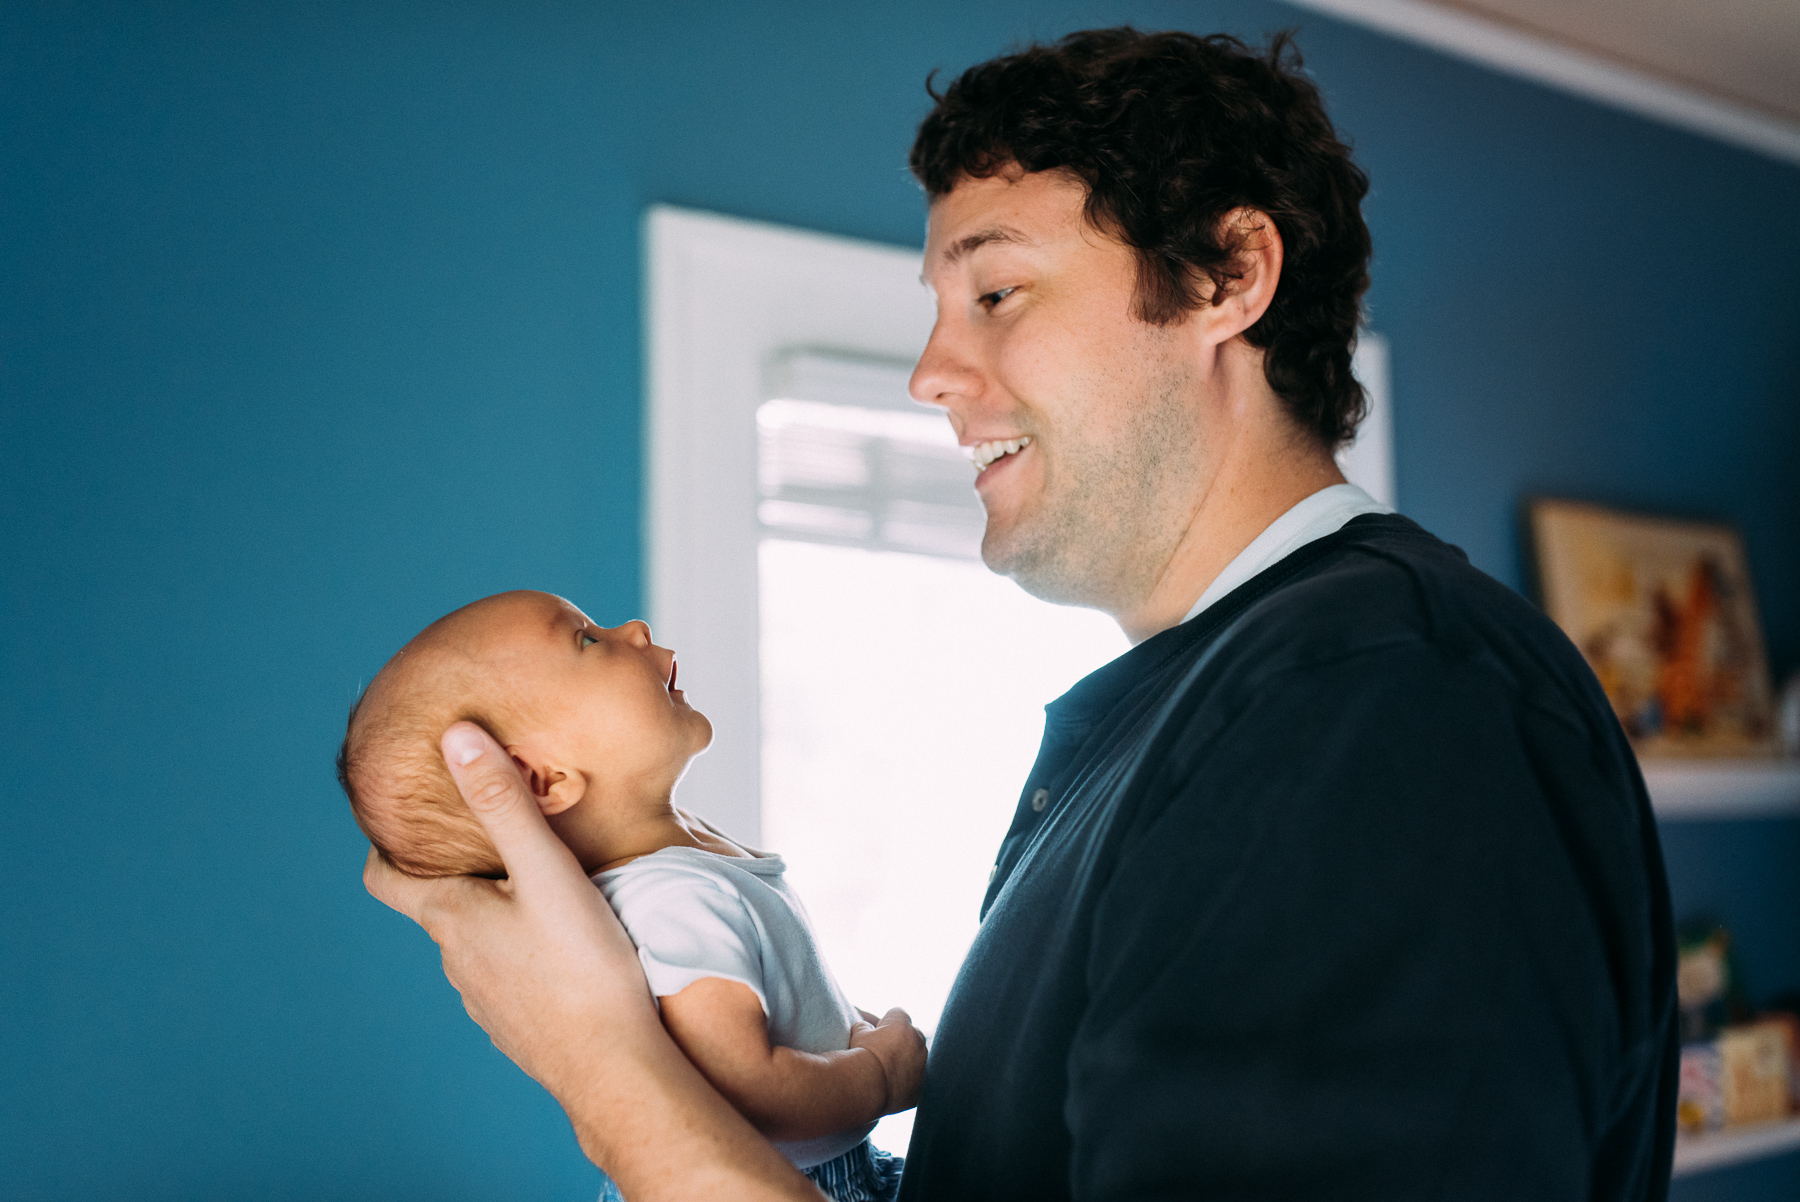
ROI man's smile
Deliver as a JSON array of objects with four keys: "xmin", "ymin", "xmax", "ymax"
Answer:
[{"xmin": 969, "ymin": 435, "xmax": 1032, "ymax": 473}]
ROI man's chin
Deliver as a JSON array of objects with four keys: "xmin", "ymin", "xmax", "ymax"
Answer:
[
  {"xmin": 981, "ymin": 525, "xmax": 1111, "ymax": 610},
  {"xmin": 979, "ymin": 521, "xmax": 1033, "ymax": 582}
]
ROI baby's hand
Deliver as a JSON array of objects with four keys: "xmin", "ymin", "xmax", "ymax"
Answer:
[{"xmin": 848, "ymin": 1008, "xmax": 927, "ymax": 1116}]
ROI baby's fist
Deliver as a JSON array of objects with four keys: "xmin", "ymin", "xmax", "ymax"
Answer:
[{"xmin": 849, "ymin": 1007, "xmax": 927, "ymax": 1115}]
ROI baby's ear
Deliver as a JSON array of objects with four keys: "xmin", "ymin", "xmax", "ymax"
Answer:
[{"xmin": 505, "ymin": 746, "xmax": 587, "ymax": 816}]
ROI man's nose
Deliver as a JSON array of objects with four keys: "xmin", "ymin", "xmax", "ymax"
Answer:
[{"xmin": 909, "ymin": 318, "xmax": 979, "ymax": 421}]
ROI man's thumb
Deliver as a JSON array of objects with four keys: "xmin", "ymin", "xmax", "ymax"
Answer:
[
  {"xmin": 441, "ymin": 721, "xmax": 580, "ymax": 887},
  {"xmin": 441, "ymin": 721, "xmax": 524, "ymax": 817},
  {"xmin": 443, "ymin": 722, "xmax": 491, "ymax": 770}
]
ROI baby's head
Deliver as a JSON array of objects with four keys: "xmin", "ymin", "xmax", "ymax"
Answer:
[{"xmin": 338, "ymin": 590, "xmax": 710, "ymax": 877}]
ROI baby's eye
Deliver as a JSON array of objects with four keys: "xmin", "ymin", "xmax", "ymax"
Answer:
[{"xmin": 579, "ymin": 632, "xmax": 599, "ymax": 648}]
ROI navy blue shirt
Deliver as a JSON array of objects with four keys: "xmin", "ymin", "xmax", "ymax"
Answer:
[{"xmin": 899, "ymin": 515, "xmax": 1676, "ymax": 1201}]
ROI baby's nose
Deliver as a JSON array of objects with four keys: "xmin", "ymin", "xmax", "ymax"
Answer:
[{"xmin": 617, "ymin": 619, "xmax": 653, "ymax": 646}]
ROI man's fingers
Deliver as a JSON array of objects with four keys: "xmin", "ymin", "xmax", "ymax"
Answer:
[
  {"xmin": 441, "ymin": 721, "xmax": 587, "ymax": 895},
  {"xmin": 365, "ymin": 842, "xmax": 476, "ymax": 939},
  {"xmin": 365, "ymin": 844, "xmax": 430, "ymax": 922}
]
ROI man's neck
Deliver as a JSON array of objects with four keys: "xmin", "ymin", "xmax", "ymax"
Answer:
[{"xmin": 1113, "ymin": 435, "xmax": 1346, "ymax": 644}]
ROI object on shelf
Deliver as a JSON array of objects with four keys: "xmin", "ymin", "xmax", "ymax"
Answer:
[
  {"xmin": 1676, "ymin": 1021, "xmax": 1796, "ymax": 1136},
  {"xmin": 1676, "ymin": 919, "xmax": 1750, "ymax": 1041},
  {"xmin": 1719, "ymin": 1021, "xmax": 1794, "ymax": 1127},
  {"xmin": 1525, "ymin": 498, "xmax": 1777, "ymax": 758},
  {"xmin": 1679, "ymin": 1043, "xmax": 1725, "ymax": 1134},
  {"xmin": 1767, "ymin": 997, "xmax": 1800, "ymax": 1108}
]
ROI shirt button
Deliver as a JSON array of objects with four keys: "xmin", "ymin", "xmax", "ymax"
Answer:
[
  {"xmin": 1031, "ymin": 788, "xmax": 1050, "ymax": 813},
  {"xmin": 988, "ymin": 865, "xmax": 998, "ymax": 884}
]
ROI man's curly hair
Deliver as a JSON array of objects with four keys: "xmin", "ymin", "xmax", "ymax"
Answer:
[{"xmin": 910, "ymin": 28, "xmax": 1372, "ymax": 448}]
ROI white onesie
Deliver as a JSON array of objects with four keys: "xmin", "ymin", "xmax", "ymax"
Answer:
[{"xmin": 591, "ymin": 846, "xmax": 875, "ymax": 1170}]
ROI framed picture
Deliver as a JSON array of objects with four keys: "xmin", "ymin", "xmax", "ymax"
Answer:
[{"xmin": 1528, "ymin": 499, "xmax": 1778, "ymax": 759}]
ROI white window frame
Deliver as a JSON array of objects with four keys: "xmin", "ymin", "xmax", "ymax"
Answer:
[
  {"xmin": 644, "ymin": 206, "xmax": 935, "ymax": 844},
  {"xmin": 643, "ymin": 204, "xmax": 1395, "ymax": 841}
]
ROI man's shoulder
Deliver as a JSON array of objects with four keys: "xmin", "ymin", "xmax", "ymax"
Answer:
[
  {"xmin": 1208, "ymin": 515, "xmax": 1594, "ymax": 706},
  {"xmin": 1116, "ymin": 513, "xmax": 1649, "ymax": 865},
  {"xmin": 1244, "ymin": 514, "xmax": 1526, "ymax": 639}
]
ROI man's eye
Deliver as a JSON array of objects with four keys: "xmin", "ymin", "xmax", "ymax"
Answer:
[
  {"xmin": 580, "ymin": 632, "xmax": 599, "ymax": 648},
  {"xmin": 979, "ymin": 286, "xmax": 1018, "ymax": 309}
]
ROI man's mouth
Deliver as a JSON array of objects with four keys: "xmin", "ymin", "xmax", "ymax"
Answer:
[{"xmin": 970, "ymin": 436, "xmax": 1031, "ymax": 473}]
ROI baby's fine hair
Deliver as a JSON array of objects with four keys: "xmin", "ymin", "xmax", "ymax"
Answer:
[{"xmin": 336, "ymin": 660, "xmax": 509, "ymax": 879}]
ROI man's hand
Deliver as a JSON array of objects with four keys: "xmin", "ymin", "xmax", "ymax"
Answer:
[
  {"xmin": 362, "ymin": 723, "xmax": 650, "ymax": 1099},
  {"xmin": 848, "ymin": 1007, "xmax": 928, "ymax": 1116},
  {"xmin": 363, "ymin": 721, "xmax": 822, "ymax": 1201}
]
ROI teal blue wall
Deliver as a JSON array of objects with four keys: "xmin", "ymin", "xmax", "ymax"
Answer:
[{"xmin": 4, "ymin": 2, "xmax": 1796, "ymax": 1196}]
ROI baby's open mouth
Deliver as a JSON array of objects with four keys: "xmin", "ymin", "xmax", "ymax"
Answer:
[{"xmin": 668, "ymin": 657, "xmax": 678, "ymax": 693}]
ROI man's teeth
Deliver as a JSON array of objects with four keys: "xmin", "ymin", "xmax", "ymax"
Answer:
[{"xmin": 971, "ymin": 436, "xmax": 1031, "ymax": 472}]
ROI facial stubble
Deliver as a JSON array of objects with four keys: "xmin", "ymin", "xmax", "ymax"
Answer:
[{"xmin": 981, "ymin": 362, "xmax": 1198, "ymax": 614}]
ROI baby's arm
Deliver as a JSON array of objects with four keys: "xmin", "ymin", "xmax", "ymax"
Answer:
[{"xmin": 659, "ymin": 978, "xmax": 926, "ymax": 1143}]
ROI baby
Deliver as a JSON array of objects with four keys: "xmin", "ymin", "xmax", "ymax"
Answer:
[{"xmin": 338, "ymin": 590, "xmax": 922, "ymax": 1202}]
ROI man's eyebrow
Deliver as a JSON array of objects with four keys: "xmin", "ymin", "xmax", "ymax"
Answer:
[{"xmin": 938, "ymin": 225, "xmax": 1034, "ymax": 267}]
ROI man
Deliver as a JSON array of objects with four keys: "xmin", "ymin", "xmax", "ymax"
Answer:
[{"xmin": 369, "ymin": 29, "xmax": 1676, "ymax": 1201}]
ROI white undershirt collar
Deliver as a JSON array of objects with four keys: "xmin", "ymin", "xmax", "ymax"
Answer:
[{"xmin": 1180, "ymin": 483, "xmax": 1393, "ymax": 625}]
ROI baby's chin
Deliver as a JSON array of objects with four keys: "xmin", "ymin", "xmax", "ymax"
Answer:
[{"xmin": 688, "ymin": 706, "xmax": 714, "ymax": 750}]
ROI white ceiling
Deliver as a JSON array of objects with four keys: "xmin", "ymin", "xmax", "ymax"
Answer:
[
  {"xmin": 1285, "ymin": 0, "xmax": 1800, "ymax": 164},
  {"xmin": 1437, "ymin": 0, "xmax": 1800, "ymax": 124}
]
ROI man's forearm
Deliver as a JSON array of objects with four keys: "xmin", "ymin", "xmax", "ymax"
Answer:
[{"xmin": 537, "ymin": 991, "xmax": 828, "ymax": 1200}]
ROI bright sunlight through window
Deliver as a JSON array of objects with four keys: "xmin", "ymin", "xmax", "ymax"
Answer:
[{"xmin": 756, "ymin": 373, "xmax": 1129, "ymax": 1152}]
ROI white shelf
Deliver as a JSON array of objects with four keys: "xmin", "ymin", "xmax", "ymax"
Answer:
[
  {"xmin": 1643, "ymin": 760, "xmax": 1800, "ymax": 820},
  {"xmin": 1673, "ymin": 1116, "xmax": 1800, "ymax": 1177}
]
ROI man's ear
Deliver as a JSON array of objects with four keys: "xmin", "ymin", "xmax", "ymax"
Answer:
[
  {"xmin": 504, "ymin": 746, "xmax": 588, "ymax": 816},
  {"xmin": 1194, "ymin": 207, "xmax": 1283, "ymax": 346}
]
